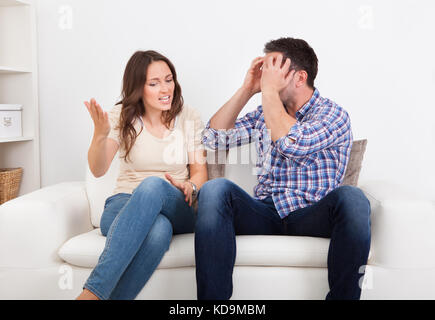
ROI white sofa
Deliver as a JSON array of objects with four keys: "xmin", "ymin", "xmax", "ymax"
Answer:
[{"xmin": 1, "ymin": 148, "xmax": 435, "ymax": 300}]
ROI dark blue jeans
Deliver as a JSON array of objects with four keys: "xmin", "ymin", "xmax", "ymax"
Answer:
[{"xmin": 195, "ymin": 178, "xmax": 371, "ymax": 300}]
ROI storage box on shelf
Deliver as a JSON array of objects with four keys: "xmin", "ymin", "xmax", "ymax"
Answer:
[{"xmin": 0, "ymin": 104, "xmax": 23, "ymax": 138}]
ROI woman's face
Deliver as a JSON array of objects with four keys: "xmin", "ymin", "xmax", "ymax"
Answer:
[{"xmin": 143, "ymin": 60, "xmax": 175, "ymax": 112}]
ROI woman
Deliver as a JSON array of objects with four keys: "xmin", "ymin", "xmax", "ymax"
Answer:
[{"xmin": 76, "ymin": 50, "xmax": 208, "ymax": 300}]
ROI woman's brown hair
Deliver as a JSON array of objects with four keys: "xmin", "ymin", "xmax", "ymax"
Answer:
[{"xmin": 116, "ymin": 50, "xmax": 184, "ymax": 162}]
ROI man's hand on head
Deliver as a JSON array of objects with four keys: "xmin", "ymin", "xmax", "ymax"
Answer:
[
  {"xmin": 261, "ymin": 54, "xmax": 295, "ymax": 96},
  {"xmin": 241, "ymin": 56, "xmax": 264, "ymax": 98}
]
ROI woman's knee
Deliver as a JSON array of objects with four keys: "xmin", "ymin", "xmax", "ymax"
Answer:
[
  {"xmin": 100, "ymin": 194, "xmax": 131, "ymax": 236},
  {"xmin": 133, "ymin": 176, "xmax": 170, "ymax": 196},
  {"xmin": 100, "ymin": 215, "xmax": 114, "ymax": 237},
  {"xmin": 146, "ymin": 215, "xmax": 173, "ymax": 252}
]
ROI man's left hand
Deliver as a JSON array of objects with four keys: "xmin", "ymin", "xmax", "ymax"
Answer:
[{"xmin": 261, "ymin": 54, "xmax": 294, "ymax": 95}]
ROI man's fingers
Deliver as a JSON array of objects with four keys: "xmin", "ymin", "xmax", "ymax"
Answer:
[
  {"xmin": 252, "ymin": 56, "xmax": 263, "ymax": 62},
  {"xmin": 283, "ymin": 58, "xmax": 291, "ymax": 72},
  {"xmin": 275, "ymin": 54, "xmax": 283, "ymax": 68},
  {"xmin": 264, "ymin": 55, "xmax": 273, "ymax": 69},
  {"xmin": 252, "ymin": 57, "xmax": 264, "ymax": 67},
  {"xmin": 285, "ymin": 68, "xmax": 296, "ymax": 81},
  {"xmin": 283, "ymin": 59, "xmax": 293, "ymax": 81},
  {"xmin": 249, "ymin": 57, "xmax": 264, "ymax": 74}
]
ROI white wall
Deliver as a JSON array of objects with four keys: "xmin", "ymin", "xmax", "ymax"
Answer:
[{"xmin": 36, "ymin": 0, "xmax": 435, "ymax": 199}]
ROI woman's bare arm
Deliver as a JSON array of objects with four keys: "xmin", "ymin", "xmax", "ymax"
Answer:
[{"xmin": 85, "ymin": 98, "xmax": 119, "ymax": 177}]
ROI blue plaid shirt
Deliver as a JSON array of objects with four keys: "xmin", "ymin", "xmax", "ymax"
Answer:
[{"xmin": 202, "ymin": 88, "xmax": 353, "ymax": 218}]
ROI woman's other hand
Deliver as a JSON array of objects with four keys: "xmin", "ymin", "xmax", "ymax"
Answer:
[{"xmin": 165, "ymin": 174, "xmax": 194, "ymax": 206}]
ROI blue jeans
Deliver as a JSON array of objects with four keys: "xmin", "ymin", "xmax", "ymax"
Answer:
[
  {"xmin": 195, "ymin": 178, "xmax": 371, "ymax": 300},
  {"xmin": 84, "ymin": 176, "xmax": 196, "ymax": 300}
]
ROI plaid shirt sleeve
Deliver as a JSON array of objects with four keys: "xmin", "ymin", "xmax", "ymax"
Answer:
[
  {"xmin": 274, "ymin": 104, "xmax": 351, "ymax": 158},
  {"xmin": 202, "ymin": 106, "xmax": 262, "ymax": 150}
]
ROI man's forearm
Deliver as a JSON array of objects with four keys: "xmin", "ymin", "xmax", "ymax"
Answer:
[
  {"xmin": 209, "ymin": 87, "xmax": 253, "ymax": 130},
  {"xmin": 262, "ymin": 91, "xmax": 296, "ymax": 142}
]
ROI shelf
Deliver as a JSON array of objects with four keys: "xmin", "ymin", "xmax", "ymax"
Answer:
[
  {"xmin": 0, "ymin": 0, "xmax": 40, "ymax": 195},
  {"xmin": 0, "ymin": 66, "xmax": 31, "ymax": 74},
  {"xmin": 0, "ymin": 136, "xmax": 33, "ymax": 143},
  {"xmin": 0, "ymin": 0, "xmax": 29, "ymax": 6}
]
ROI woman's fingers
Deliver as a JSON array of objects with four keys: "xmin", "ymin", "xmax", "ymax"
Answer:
[
  {"xmin": 87, "ymin": 99, "xmax": 97, "ymax": 120},
  {"xmin": 84, "ymin": 101, "xmax": 91, "ymax": 114},
  {"xmin": 91, "ymin": 98, "xmax": 100, "ymax": 121},
  {"xmin": 86, "ymin": 98, "xmax": 108, "ymax": 125},
  {"xmin": 84, "ymin": 101, "xmax": 97, "ymax": 122},
  {"xmin": 95, "ymin": 102, "xmax": 103, "ymax": 121},
  {"xmin": 165, "ymin": 174, "xmax": 193, "ymax": 205},
  {"xmin": 165, "ymin": 173, "xmax": 174, "ymax": 184},
  {"xmin": 165, "ymin": 173, "xmax": 181, "ymax": 189}
]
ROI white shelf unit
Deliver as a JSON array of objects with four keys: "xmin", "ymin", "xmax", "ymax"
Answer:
[{"xmin": 0, "ymin": 0, "xmax": 40, "ymax": 196}]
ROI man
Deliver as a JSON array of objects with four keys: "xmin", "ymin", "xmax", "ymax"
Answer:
[{"xmin": 195, "ymin": 37, "xmax": 371, "ymax": 300}]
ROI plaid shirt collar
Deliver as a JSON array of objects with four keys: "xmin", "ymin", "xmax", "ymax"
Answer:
[{"xmin": 295, "ymin": 88, "xmax": 320, "ymax": 121}]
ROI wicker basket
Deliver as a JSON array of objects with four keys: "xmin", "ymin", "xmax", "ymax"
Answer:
[{"xmin": 0, "ymin": 168, "xmax": 23, "ymax": 205}]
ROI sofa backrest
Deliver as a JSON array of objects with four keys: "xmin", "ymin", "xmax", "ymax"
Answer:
[{"xmin": 85, "ymin": 154, "xmax": 120, "ymax": 228}]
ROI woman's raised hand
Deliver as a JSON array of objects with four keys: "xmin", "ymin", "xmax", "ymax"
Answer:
[{"xmin": 84, "ymin": 98, "xmax": 111, "ymax": 137}]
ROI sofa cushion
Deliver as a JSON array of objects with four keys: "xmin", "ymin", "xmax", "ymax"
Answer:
[
  {"xmin": 341, "ymin": 139, "xmax": 367, "ymax": 186},
  {"xmin": 59, "ymin": 229, "xmax": 334, "ymax": 269}
]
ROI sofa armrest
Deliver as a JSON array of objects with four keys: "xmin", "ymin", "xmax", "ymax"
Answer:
[
  {"xmin": 359, "ymin": 180, "xmax": 435, "ymax": 269},
  {"xmin": 0, "ymin": 182, "xmax": 93, "ymax": 269}
]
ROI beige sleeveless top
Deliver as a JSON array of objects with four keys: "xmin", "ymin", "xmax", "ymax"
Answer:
[{"xmin": 107, "ymin": 104, "xmax": 205, "ymax": 195}]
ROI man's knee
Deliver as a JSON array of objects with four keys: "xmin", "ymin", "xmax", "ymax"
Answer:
[
  {"xmin": 196, "ymin": 178, "xmax": 235, "ymax": 231},
  {"xmin": 198, "ymin": 178, "xmax": 233, "ymax": 201},
  {"xmin": 332, "ymin": 185, "xmax": 371, "ymax": 234},
  {"xmin": 334, "ymin": 186, "xmax": 370, "ymax": 213}
]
